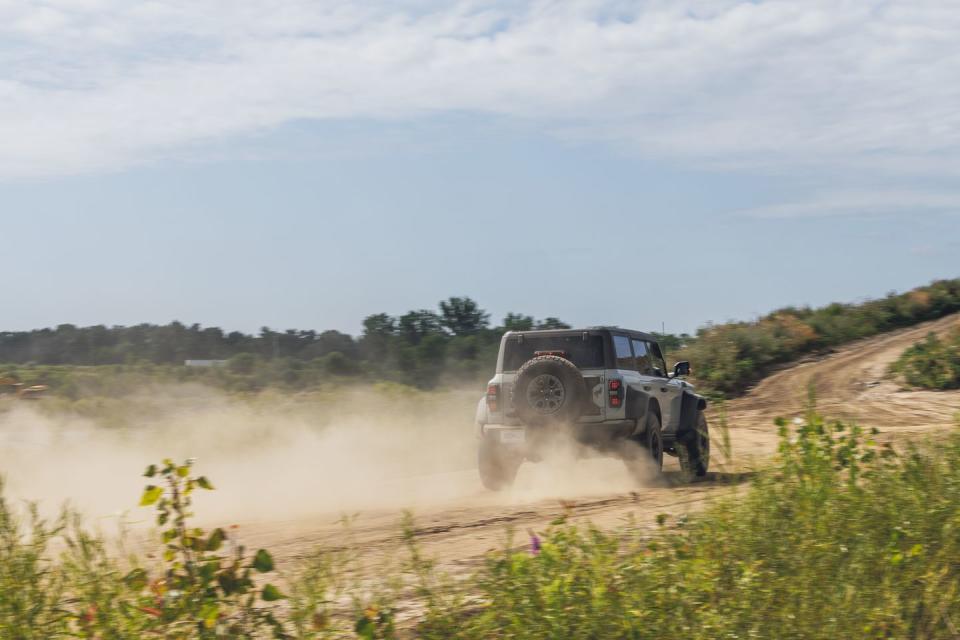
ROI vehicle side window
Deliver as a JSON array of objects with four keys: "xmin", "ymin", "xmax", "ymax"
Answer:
[
  {"xmin": 612, "ymin": 335, "xmax": 634, "ymax": 370},
  {"xmin": 631, "ymin": 339, "xmax": 654, "ymax": 375},
  {"xmin": 647, "ymin": 341, "xmax": 668, "ymax": 376}
]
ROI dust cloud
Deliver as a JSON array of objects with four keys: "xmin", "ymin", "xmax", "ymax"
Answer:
[{"xmin": 0, "ymin": 385, "xmax": 659, "ymax": 527}]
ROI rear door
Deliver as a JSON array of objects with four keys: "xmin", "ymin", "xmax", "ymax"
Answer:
[
  {"xmin": 612, "ymin": 334, "xmax": 640, "ymax": 393},
  {"xmin": 631, "ymin": 338, "xmax": 668, "ymax": 426},
  {"xmin": 612, "ymin": 334, "xmax": 644, "ymax": 420},
  {"xmin": 646, "ymin": 340, "xmax": 683, "ymax": 432}
]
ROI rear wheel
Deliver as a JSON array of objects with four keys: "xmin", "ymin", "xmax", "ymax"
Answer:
[
  {"xmin": 646, "ymin": 412, "xmax": 664, "ymax": 473},
  {"xmin": 478, "ymin": 432, "xmax": 521, "ymax": 491},
  {"xmin": 677, "ymin": 411, "xmax": 710, "ymax": 481}
]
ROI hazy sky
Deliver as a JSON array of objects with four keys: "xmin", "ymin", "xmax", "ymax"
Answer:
[{"xmin": 2, "ymin": 1, "xmax": 958, "ymax": 336}]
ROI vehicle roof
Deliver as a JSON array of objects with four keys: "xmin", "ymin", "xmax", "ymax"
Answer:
[{"xmin": 502, "ymin": 327, "xmax": 660, "ymax": 343}]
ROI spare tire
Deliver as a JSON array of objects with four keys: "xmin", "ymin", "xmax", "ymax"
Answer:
[{"xmin": 512, "ymin": 355, "xmax": 585, "ymax": 425}]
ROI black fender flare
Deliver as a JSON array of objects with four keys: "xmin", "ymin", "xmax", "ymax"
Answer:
[
  {"xmin": 625, "ymin": 386, "xmax": 658, "ymax": 436},
  {"xmin": 676, "ymin": 390, "xmax": 708, "ymax": 441}
]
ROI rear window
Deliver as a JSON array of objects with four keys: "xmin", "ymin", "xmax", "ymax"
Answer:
[
  {"xmin": 632, "ymin": 339, "xmax": 653, "ymax": 375},
  {"xmin": 613, "ymin": 335, "xmax": 634, "ymax": 370},
  {"xmin": 502, "ymin": 334, "xmax": 605, "ymax": 371}
]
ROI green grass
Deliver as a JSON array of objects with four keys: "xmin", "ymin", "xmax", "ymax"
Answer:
[{"xmin": 3, "ymin": 407, "xmax": 960, "ymax": 638}]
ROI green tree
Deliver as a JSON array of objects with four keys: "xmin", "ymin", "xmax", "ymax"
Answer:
[
  {"xmin": 303, "ymin": 330, "xmax": 358, "ymax": 359},
  {"xmin": 360, "ymin": 313, "xmax": 396, "ymax": 362},
  {"xmin": 361, "ymin": 314, "xmax": 395, "ymax": 339},
  {"xmin": 535, "ymin": 317, "xmax": 571, "ymax": 330},
  {"xmin": 398, "ymin": 310, "xmax": 443, "ymax": 345},
  {"xmin": 502, "ymin": 313, "xmax": 534, "ymax": 331},
  {"xmin": 439, "ymin": 297, "xmax": 489, "ymax": 336}
]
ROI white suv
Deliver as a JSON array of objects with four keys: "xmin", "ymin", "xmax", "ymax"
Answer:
[{"xmin": 474, "ymin": 327, "xmax": 710, "ymax": 490}]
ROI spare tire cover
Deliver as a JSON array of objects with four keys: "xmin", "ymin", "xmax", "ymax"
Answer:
[{"xmin": 512, "ymin": 355, "xmax": 585, "ymax": 425}]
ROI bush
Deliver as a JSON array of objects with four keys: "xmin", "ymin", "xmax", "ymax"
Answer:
[{"xmin": 891, "ymin": 329, "xmax": 960, "ymax": 390}]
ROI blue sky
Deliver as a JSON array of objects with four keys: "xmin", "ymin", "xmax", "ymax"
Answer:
[{"xmin": 2, "ymin": 1, "xmax": 958, "ymax": 336}]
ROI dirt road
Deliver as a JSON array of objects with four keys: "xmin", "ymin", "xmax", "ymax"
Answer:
[{"xmin": 242, "ymin": 314, "xmax": 960, "ymax": 575}]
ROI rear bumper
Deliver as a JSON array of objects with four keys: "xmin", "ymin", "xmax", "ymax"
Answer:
[{"xmin": 480, "ymin": 420, "xmax": 638, "ymax": 454}]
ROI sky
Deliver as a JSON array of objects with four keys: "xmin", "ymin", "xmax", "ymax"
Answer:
[{"xmin": 1, "ymin": 0, "xmax": 958, "ymax": 336}]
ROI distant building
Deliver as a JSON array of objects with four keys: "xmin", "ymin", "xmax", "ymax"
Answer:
[{"xmin": 184, "ymin": 359, "xmax": 228, "ymax": 368}]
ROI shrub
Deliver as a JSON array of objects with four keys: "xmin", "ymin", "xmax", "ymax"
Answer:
[{"xmin": 891, "ymin": 329, "xmax": 960, "ymax": 390}]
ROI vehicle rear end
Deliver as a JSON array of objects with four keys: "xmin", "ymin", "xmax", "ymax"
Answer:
[{"xmin": 487, "ymin": 329, "xmax": 611, "ymax": 419}]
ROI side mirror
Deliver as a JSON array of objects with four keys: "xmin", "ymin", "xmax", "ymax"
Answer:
[{"xmin": 673, "ymin": 361, "xmax": 691, "ymax": 377}]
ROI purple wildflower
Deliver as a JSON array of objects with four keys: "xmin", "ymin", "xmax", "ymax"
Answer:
[{"xmin": 530, "ymin": 533, "xmax": 542, "ymax": 555}]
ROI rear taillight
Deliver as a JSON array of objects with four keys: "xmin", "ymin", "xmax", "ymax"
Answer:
[
  {"xmin": 608, "ymin": 378, "xmax": 623, "ymax": 408},
  {"xmin": 486, "ymin": 384, "xmax": 500, "ymax": 412}
]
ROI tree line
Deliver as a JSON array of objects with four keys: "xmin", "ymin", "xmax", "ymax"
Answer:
[
  {"xmin": 0, "ymin": 297, "xmax": 572, "ymax": 388},
  {"xmin": 3, "ymin": 278, "xmax": 959, "ymax": 394}
]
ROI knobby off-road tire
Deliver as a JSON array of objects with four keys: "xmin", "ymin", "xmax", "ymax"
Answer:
[
  {"xmin": 512, "ymin": 355, "xmax": 585, "ymax": 426},
  {"xmin": 478, "ymin": 432, "xmax": 521, "ymax": 491},
  {"xmin": 677, "ymin": 411, "xmax": 710, "ymax": 481},
  {"xmin": 622, "ymin": 411, "xmax": 664, "ymax": 482}
]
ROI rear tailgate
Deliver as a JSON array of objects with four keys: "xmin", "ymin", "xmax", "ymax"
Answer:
[
  {"xmin": 501, "ymin": 370, "xmax": 606, "ymax": 421},
  {"xmin": 500, "ymin": 332, "xmax": 608, "ymax": 422}
]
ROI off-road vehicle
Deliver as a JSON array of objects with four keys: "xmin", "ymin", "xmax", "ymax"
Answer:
[{"xmin": 474, "ymin": 327, "xmax": 709, "ymax": 490}]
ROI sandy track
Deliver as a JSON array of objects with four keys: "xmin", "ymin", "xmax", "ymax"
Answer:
[{"xmin": 243, "ymin": 314, "xmax": 960, "ymax": 574}]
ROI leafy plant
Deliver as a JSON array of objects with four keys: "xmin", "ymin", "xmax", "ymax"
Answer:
[{"xmin": 133, "ymin": 459, "xmax": 287, "ymax": 638}]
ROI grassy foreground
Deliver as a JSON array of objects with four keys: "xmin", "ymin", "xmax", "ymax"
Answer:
[{"xmin": 3, "ymin": 409, "xmax": 960, "ymax": 638}]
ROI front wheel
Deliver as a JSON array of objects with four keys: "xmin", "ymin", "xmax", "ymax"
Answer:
[
  {"xmin": 677, "ymin": 411, "xmax": 710, "ymax": 481},
  {"xmin": 478, "ymin": 432, "xmax": 521, "ymax": 491}
]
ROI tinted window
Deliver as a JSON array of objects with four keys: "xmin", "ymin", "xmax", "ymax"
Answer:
[
  {"xmin": 647, "ymin": 341, "xmax": 668, "ymax": 376},
  {"xmin": 503, "ymin": 335, "xmax": 605, "ymax": 371},
  {"xmin": 632, "ymin": 339, "xmax": 654, "ymax": 375},
  {"xmin": 612, "ymin": 335, "xmax": 634, "ymax": 370}
]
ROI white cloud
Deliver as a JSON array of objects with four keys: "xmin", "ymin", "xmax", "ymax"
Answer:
[
  {"xmin": 739, "ymin": 189, "xmax": 960, "ymax": 218},
  {"xmin": 1, "ymin": 0, "xmax": 959, "ymax": 178}
]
